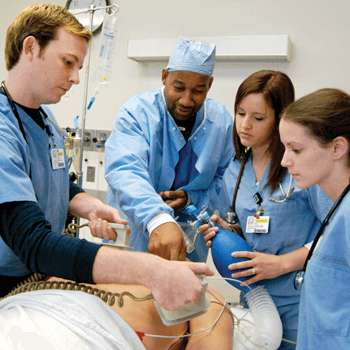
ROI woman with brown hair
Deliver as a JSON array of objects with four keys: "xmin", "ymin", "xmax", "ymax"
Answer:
[
  {"xmin": 201, "ymin": 70, "xmax": 332, "ymax": 349},
  {"xmin": 280, "ymin": 88, "xmax": 350, "ymax": 349}
]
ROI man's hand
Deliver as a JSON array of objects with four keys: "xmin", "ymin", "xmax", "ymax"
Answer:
[
  {"xmin": 92, "ymin": 246, "xmax": 214, "ymax": 311},
  {"xmin": 159, "ymin": 190, "xmax": 188, "ymax": 211},
  {"xmin": 69, "ymin": 192, "xmax": 128, "ymax": 242},
  {"xmin": 148, "ymin": 222, "xmax": 187, "ymax": 261},
  {"xmin": 87, "ymin": 203, "xmax": 129, "ymax": 242},
  {"xmin": 149, "ymin": 260, "xmax": 214, "ymax": 311}
]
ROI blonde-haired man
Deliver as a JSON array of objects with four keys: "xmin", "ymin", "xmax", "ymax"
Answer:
[{"xmin": 0, "ymin": 5, "xmax": 213, "ymax": 311}]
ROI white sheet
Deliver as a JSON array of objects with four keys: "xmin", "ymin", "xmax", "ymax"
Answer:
[
  {"xmin": 0, "ymin": 290, "xmax": 255, "ymax": 350},
  {"xmin": 0, "ymin": 290, "xmax": 146, "ymax": 350}
]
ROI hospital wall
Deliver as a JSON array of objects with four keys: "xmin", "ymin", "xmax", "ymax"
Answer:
[
  {"xmin": 1, "ymin": 0, "xmax": 349, "ymax": 302},
  {"xmin": 1, "ymin": 0, "xmax": 350, "ymax": 130}
]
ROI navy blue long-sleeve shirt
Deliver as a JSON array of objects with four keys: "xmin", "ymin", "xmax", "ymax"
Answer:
[{"xmin": 0, "ymin": 182, "xmax": 100, "ymax": 287}]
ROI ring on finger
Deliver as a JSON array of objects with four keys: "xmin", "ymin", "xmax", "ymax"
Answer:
[{"xmin": 251, "ymin": 268, "xmax": 256, "ymax": 276}]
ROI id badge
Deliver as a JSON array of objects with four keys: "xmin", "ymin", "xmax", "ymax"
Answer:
[
  {"xmin": 51, "ymin": 148, "xmax": 66, "ymax": 170},
  {"xmin": 246, "ymin": 216, "xmax": 270, "ymax": 234}
]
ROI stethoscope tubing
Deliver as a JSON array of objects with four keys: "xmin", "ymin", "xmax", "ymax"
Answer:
[
  {"xmin": 294, "ymin": 182, "xmax": 350, "ymax": 289},
  {"xmin": 1, "ymin": 81, "xmax": 70, "ymax": 140},
  {"xmin": 269, "ymin": 174, "xmax": 295, "ymax": 203}
]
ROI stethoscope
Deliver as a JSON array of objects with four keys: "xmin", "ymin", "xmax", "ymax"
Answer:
[
  {"xmin": 269, "ymin": 174, "xmax": 295, "ymax": 203},
  {"xmin": 225, "ymin": 150, "xmax": 295, "ymax": 224},
  {"xmin": 0, "ymin": 81, "xmax": 71, "ymax": 141},
  {"xmin": 1, "ymin": 81, "xmax": 28, "ymax": 141},
  {"xmin": 294, "ymin": 182, "xmax": 350, "ymax": 290}
]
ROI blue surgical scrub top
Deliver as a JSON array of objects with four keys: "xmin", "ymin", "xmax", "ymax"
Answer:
[
  {"xmin": 105, "ymin": 87, "xmax": 234, "ymax": 262},
  {"xmin": 0, "ymin": 95, "xmax": 69, "ymax": 276},
  {"xmin": 217, "ymin": 155, "xmax": 333, "ymax": 331},
  {"xmin": 297, "ymin": 193, "xmax": 350, "ymax": 349}
]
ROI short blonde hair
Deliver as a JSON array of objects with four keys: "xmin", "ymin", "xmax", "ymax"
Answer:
[{"xmin": 5, "ymin": 4, "xmax": 93, "ymax": 71}]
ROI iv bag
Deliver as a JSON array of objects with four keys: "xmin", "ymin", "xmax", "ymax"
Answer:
[{"xmin": 93, "ymin": 11, "xmax": 119, "ymax": 88}]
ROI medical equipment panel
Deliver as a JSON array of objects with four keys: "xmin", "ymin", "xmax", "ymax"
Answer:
[
  {"xmin": 65, "ymin": 128, "xmax": 115, "ymax": 244},
  {"xmin": 66, "ymin": 128, "xmax": 111, "ymax": 203}
]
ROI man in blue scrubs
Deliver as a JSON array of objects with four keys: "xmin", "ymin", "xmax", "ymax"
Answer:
[
  {"xmin": 105, "ymin": 37, "xmax": 234, "ymax": 262},
  {"xmin": 0, "ymin": 5, "xmax": 214, "ymax": 308}
]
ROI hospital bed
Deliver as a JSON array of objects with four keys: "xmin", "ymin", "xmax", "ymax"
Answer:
[
  {"xmin": 0, "ymin": 281, "xmax": 277, "ymax": 350},
  {"xmin": 0, "ymin": 221, "xmax": 282, "ymax": 350}
]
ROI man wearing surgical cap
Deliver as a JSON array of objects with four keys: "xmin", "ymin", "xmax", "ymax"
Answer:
[{"xmin": 105, "ymin": 36, "xmax": 234, "ymax": 262}]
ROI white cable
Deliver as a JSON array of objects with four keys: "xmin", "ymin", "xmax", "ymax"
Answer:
[
  {"xmin": 208, "ymin": 277, "xmax": 283, "ymax": 350},
  {"xmin": 142, "ymin": 276, "xmax": 287, "ymax": 349}
]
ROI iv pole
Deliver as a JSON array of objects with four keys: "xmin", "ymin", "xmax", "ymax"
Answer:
[
  {"xmin": 72, "ymin": 3, "xmax": 119, "ymax": 188},
  {"xmin": 70, "ymin": 4, "xmax": 119, "ymax": 237}
]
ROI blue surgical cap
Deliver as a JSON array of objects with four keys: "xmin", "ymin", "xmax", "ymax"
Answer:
[{"xmin": 167, "ymin": 36, "xmax": 216, "ymax": 77}]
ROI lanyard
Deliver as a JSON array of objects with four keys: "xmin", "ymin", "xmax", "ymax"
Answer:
[{"xmin": 294, "ymin": 182, "xmax": 350, "ymax": 289}]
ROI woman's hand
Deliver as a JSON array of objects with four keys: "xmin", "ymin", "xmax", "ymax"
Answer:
[
  {"xmin": 198, "ymin": 214, "xmax": 230, "ymax": 248},
  {"xmin": 228, "ymin": 250, "xmax": 286, "ymax": 285}
]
